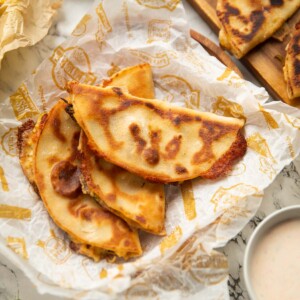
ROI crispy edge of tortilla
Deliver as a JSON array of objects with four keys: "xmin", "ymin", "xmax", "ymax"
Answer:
[{"xmin": 17, "ymin": 115, "xmax": 48, "ymax": 192}]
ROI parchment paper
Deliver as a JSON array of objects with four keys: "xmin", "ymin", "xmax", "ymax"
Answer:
[
  {"xmin": 0, "ymin": 0, "xmax": 62, "ymax": 67},
  {"xmin": 1, "ymin": 0, "xmax": 300, "ymax": 299}
]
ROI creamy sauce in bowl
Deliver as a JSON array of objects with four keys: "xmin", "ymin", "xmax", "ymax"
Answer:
[{"xmin": 250, "ymin": 218, "xmax": 300, "ymax": 300}]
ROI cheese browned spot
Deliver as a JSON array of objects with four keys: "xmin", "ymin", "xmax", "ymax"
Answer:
[
  {"xmin": 143, "ymin": 148, "xmax": 160, "ymax": 165},
  {"xmin": 51, "ymin": 160, "xmax": 81, "ymax": 198}
]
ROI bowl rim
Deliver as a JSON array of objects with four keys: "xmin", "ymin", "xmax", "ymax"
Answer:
[{"xmin": 243, "ymin": 205, "xmax": 300, "ymax": 300}]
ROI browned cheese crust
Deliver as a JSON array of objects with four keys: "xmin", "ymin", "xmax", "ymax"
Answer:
[{"xmin": 201, "ymin": 130, "xmax": 246, "ymax": 179}]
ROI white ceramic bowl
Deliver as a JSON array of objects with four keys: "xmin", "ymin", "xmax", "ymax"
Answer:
[{"xmin": 243, "ymin": 205, "xmax": 300, "ymax": 300}]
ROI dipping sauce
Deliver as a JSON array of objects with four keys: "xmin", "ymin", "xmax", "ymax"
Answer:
[{"xmin": 250, "ymin": 218, "xmax": 300, "ymax": 300}]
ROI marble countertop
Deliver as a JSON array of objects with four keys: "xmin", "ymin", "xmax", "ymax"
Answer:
[{"xmin": 1, "ymin": 1, "xmax": 300, "ymax": 299}]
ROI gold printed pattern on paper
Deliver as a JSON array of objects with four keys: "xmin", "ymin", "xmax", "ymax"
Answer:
[
  {"xmin": 217, "ymin": 68, "xmax": 232, "ymax": 81},
  {"xmin": 141, "ymin": 238, "xmax": 229, "ymax": 290},
  {"xmin": 38, "ymin": 85, "xmax": 47, "ymax": 112},
  {"xmin": 259, "ymin": 157, "xmax": 276, "ymax": 180},
  {"xmin": 59, "ymin": 276, "xmax": 73, "ymax": 289},
  {"xmin": 95, "ymin": 3, "xmax": 112, "ymax": 48},
  {"xmin": 210, "ymin": 183, "xmax": 261, "ymax": 212},
  {"xmin": 229, "ymin": 162, "xmax": 246, "ymax": 176},
  {"xmin": 212, "ymin": 97, "xmax": 246, "ymax": 121},
  {"xmin": 36, "ymin": 240, "xmax": 45, "ymax": 248},
  {"xmin": 0, "ymin": 166, "xmax": 9, "ymax": 191},
  {"xmin": 125, "ymin": 283, "xmax": 159, "ymax": 300},
  {"xmin": 216, "ymin": 68, "xmax": 244, "ymax": 88},
  {"xmin": 284, "ymin": 114, "xmax": 300, "ymax": 130},
  {"xmin": 72, "ymin": 14, "xmax": 92, "ymax": 37},
  {"xmin": 0, "ymin": 205, "xmax": 31, "ymax": 219},
  {"xmin": 82, "ymin": 258, "xmax": 94, "ymax": 280},
  {"xmin": 6, "ymin": 237, "xmax": 28, "ymax": 260},
  {"xmin": 136, "ymin": 0, "xmax": 180, "ymax": 11},
  {"xmin": 218, "ymin": 206, "xmax": 251, "ymax": 225},
  {"xmin": 173, "ymin": 235, "xmax": 197, "ymax": 257},
  {"xmin": 148, "ymin": 19, "xmax": 172, "ymax": 43},
  {"xmin": 148, "ymin": 268, "xmax": 185, "ymax": 291},
  {"xmin": 184, "ymin": 249, "xmax": 228, "ymax": 285},
  {"xmin": 1, "ymin": 127, "xmax": 18, "ymax": 157},
  {"xmin": 258, "ymin": 104, "xmax": 279, "ymax": 129},
  {"xmin": 184, "ymin": 51, "xmax": 204, "ymax": 71},
  {"xmin": 130, "ymin": 49, "xmax": 176, "ymax": 68},
  {"xmin": 122, "ymin": 0, "xmax": 132, "ymax": 38},
  {"xmin": 96, "ymin": 3, "xmax": 111, "ymax": 33},
  {"xmin": 107, "ymin": 63, "xmax": 121, "ymax": 77},
  {"xmin": 36, "ymin": 229, "xmax": 72, "ymax": 264},
  {"xmin": 158, "ymin": 75, "xmax": 200, "ymax": 108},
  {"xmin": 246, "ymin": 132, "xmax": 275, "ymax": 162},
  {"xmin": 50, "ymin": 46, "xmax": 96, "ymax": 90},
  {"xmin": 99, "ymin": 268, "xmax": 107, "ymax": 279},
  {"xmin": 286, "ymin": 136, "xmax": 296, "ymax": 159},
  {"xmin": 180, "ymin": 181, "xmax": 197, "ymax": 221},
  {"xmin": 160, "ymin": 225, "xmax": 182, "ymax": 254},
  {"xmin": 255, "ymin": 93, "xmax": 269, "ymax": 102},
  {"xmin": 37, "ymin": 272, "xmax": 57, "ymax": 287},
  {"xmin": 10, "ymin": 83, "xmax": 39, "ymax": 120}
]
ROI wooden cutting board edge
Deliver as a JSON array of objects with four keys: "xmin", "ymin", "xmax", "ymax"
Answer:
[{"xmin": 190, "ymin": 29, "xmax": 243, "ymax": 78}]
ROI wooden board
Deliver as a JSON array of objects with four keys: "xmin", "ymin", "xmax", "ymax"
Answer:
[
  {"xmin": 187, "ymin": 0, "xmax": 300, "ymax": 108},
  {"xmin": 190, "ymin": 29, "xmax": 243, "ymax": 78}
]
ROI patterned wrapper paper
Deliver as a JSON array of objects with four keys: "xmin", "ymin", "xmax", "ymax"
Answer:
[
  {"xmin": 1, "ymin": 0, "xmax": 300, "ymax": 299},
  {"xmin": 0, "ymin": 0, "xmax": 62, "ymax": 67}
]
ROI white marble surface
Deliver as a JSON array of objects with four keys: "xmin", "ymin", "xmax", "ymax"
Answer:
[{"xmin": 0, "ymin": 1, "xmax": 300, "ymax": 299}]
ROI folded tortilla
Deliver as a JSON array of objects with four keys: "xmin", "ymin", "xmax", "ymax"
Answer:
[
  {"xmin": 68, "ymin": 82, "xmax": 247, "ymax": 183},
  {"xmin": 32, "ymin": 101, "xmax": 142, "ymax": 260}
]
